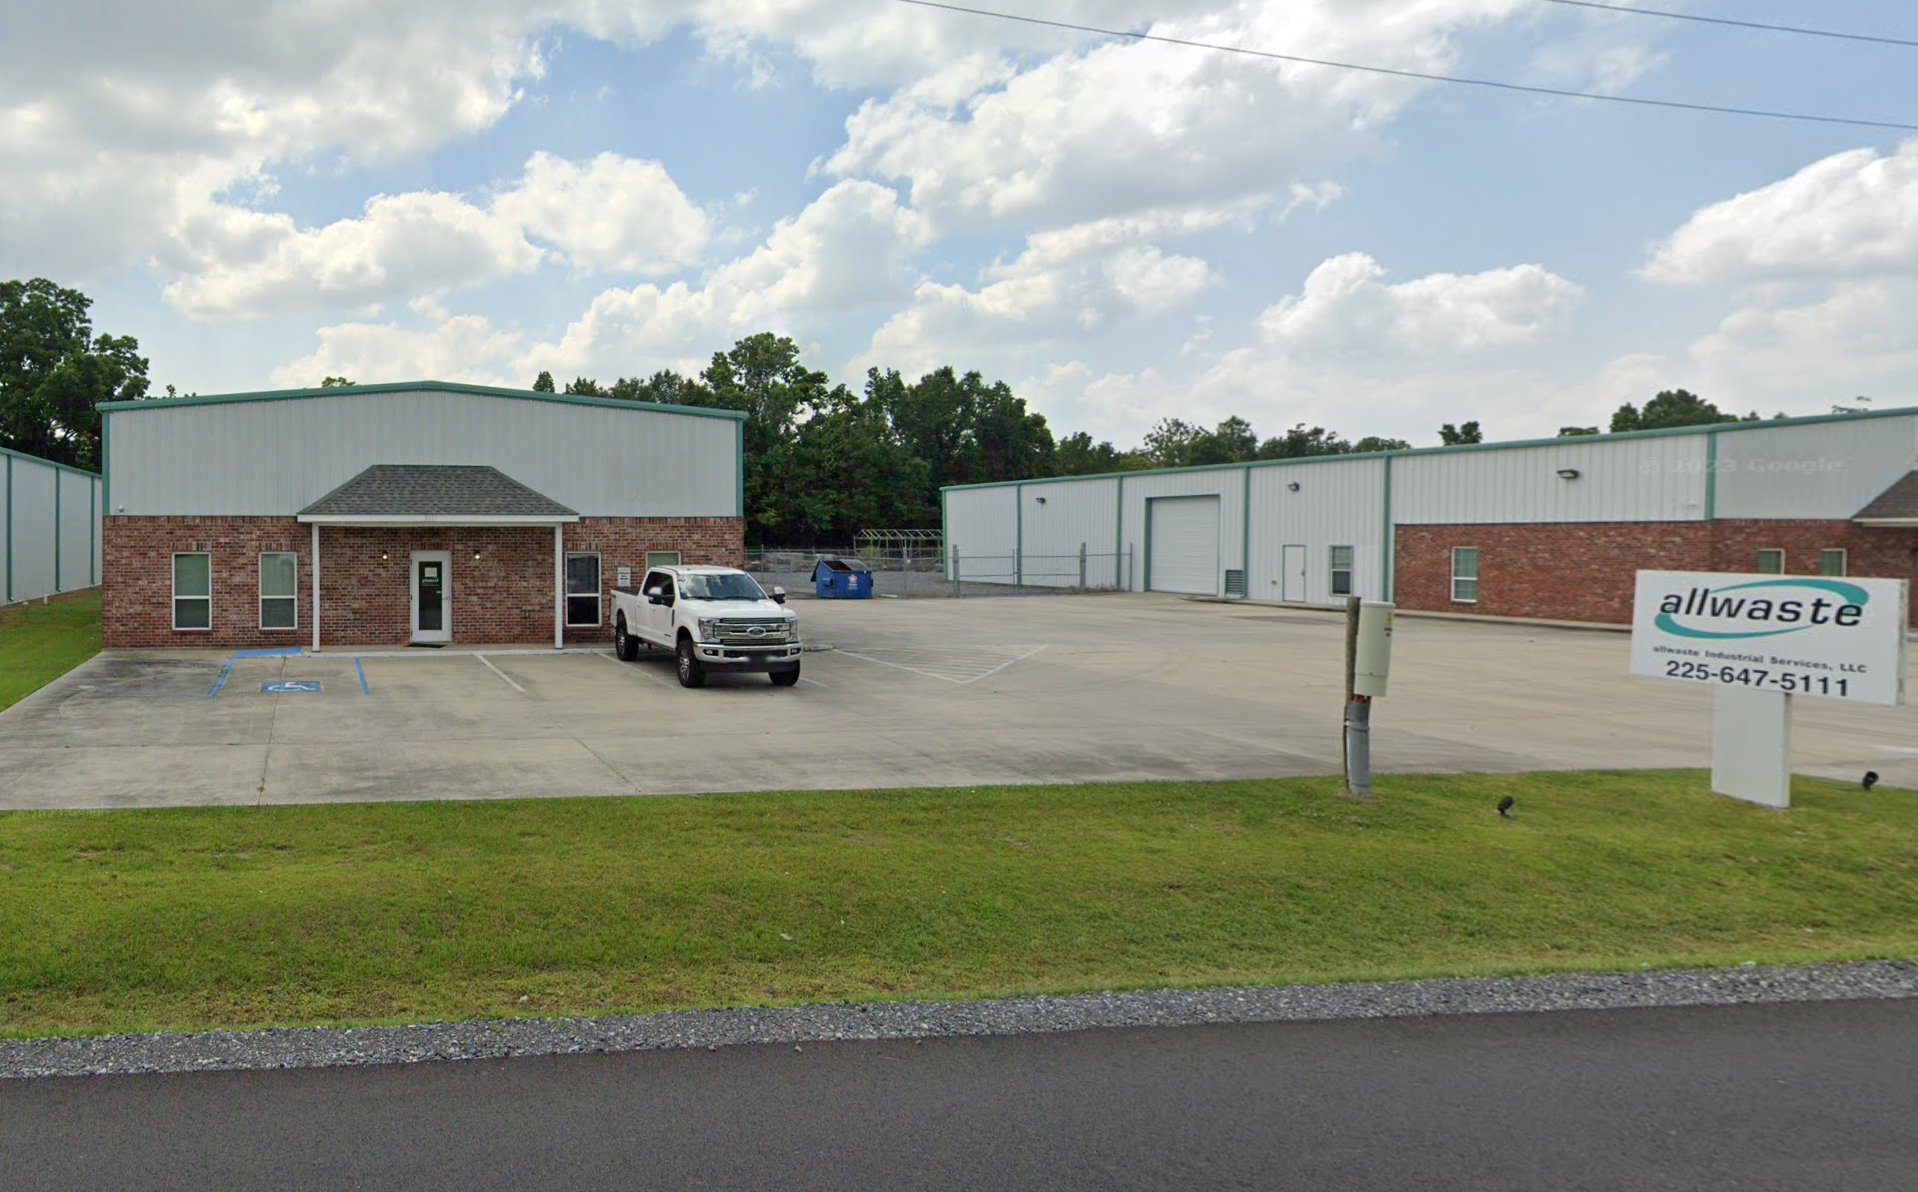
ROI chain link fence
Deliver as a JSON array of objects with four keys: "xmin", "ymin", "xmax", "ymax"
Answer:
[{"xmin": 744, "ymin": 546, "xmax": 1132, "ymax": 598}]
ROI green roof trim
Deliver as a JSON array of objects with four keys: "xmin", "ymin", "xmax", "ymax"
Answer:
[
  {"xmin": 0, "ymin": 443, "xmax": 101, "ymax": 480},
  {"xmin": 97, "ymin": 380, "xmax": 748, "ymax": 423},
  {"xmin": 939, "ymin": 405, "xmax": 1918, "ymax": 493}
]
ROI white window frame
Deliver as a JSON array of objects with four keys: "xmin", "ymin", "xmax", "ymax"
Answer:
[
  {"xmin": 1451, "ymin": 546, "xmax": 1479, "ymax": 604},
  {"xmin": 1756, "ymin": 548, "xmax": 1785, "ymax": 575},
  {"xmin": 645, "ymin": 550, "xmax": 683, "ymax": 569},
  {"xmin": 1818, "ymin": 548, "xmax": 1847, "ymax": 577},
  {"xmin": 1328, "ymin": 545, "xmax": 1354, "ymax": 598},
  {"xmin": 172, "ymin": 552, "xmax": 212, "ymax": 631},
  {"xmin": 565, "ymin": 551, "xmax": 602, "ymax": 627},
  {"xmin": 259, "ymin": 551, "xmax": 299, "ymax": 631}
]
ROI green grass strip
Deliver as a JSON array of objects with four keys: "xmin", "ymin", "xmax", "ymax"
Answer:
[
  {"xmin": 0, "ymin": 590, "xmax": 102, "ymax": 712},
  {"xmin": 1, "ymin": 771, "xmax": 1913, "ymax": 1038}
]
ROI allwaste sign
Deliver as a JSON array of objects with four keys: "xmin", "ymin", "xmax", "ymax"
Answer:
[{"xmin": 1631, "ymin": 571, "xmax": 1908, "ymax": 707}]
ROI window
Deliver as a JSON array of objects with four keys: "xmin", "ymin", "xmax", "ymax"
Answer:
[
  {"xmin": 645, "ymin": 550, "xmax": 682, "ymax": 569},
  {"xmin": 1451, "ymin": 547, "xmax": 1479, "ymax": 604},
  {"xmin": 259, "ymin": 552, "xmax": 298, "ymax": 630},
  {"xmin": 1329, "ymin": 546, "xmax": 1354, "ymax": 597},
  {"xmin": 1756, "ymin": 549, "xmax": 1784, "ymax": 575},
  {"xmin": 173, "ymin": 553, "xmax": 211, "ymax": 630},
  {"xmin": 565, "ymin": 552, "xmax": 602, "ymax": 626},
  {"xmin": 1819, "ymin": 549, "xmax": 1847, "ymax": 577}
]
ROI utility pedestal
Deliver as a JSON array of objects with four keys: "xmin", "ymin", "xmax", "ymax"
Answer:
[{"xmin": 1712, "ymin": 685, "xmax": 1792, "ymax": 809}]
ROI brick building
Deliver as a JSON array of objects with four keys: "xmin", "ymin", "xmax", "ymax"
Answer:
[
  {"xmin": 100, "ymin": 382, "xmax": 745, "ymax": 649},
  {"xmin": 941, "ymin": 407, "xmax": 1918, "ymax": 625}
]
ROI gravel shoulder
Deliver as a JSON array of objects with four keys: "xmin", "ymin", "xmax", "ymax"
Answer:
[{"xmin": 6, "ymin": 959, "xmax": 1914, "ymax": 1080}]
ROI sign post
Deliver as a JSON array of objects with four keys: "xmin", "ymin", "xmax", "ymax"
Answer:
[{"xmin": 1630, "ymin": 571, "xmax": 1908, "ymax": 807}]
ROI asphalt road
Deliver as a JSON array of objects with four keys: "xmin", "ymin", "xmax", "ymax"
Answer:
[{"xmin": 4, "ymin": 999, "xmax": 1915, "ymax": 1190}]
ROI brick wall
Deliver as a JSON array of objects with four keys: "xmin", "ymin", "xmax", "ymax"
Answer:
[
  {"xmin": 103, "ymin": 516, "xmax": 744, "ymax": 648},
  {"xmin": 1395, "ymin": 520, "xmax": 1918, "ymax": 626}
]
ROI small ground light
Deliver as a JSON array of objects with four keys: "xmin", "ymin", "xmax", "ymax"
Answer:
[
  {"xmin": 1497, "ymin": 796, "xmax": 1516, "ymax": 818},
  {"xmin": 1863, "ymin": 771, "xmax": 1879, "ymax": 790}
]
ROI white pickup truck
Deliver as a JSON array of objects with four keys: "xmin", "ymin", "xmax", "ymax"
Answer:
[{"xmin": 609, "ymin": 565, "xmax": 803, "ymax": 688}]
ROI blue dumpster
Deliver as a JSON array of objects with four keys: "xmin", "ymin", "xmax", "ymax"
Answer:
[{"xmin": 812, "ymin": 557, "xmax": 874, "ymax": 599}]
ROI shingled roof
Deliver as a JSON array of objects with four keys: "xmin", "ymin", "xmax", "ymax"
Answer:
[
  {"xmin": 298, "ymin": 465, "xmax": 578, "ymax": 521},
  {"xmin": 1854, "ymin": 471, "xmax": 1918, "ymax": 524}
]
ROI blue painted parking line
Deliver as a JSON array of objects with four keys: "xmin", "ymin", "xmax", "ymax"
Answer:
[{"xmin": 355, "ymin": 658, "xmax": 369, "ymax": 695}]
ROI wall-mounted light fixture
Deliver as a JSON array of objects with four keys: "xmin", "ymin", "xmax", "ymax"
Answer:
[
  {"xmin": 473, "ymin": 550, "xmax": 482, "ymax": 560},
  {"xmin": 380, "ymin": 552, "xmax": 388, "ymax": 560},
  {"xmin": 1557, "ymin": 468, "xmax": 1582, "ymax": 480},
  {"xmin": 1286, "ymin": 481, "xmax": 1301, "ymax": 492},
  {"xmin": 1035, "ymin": 495, "xmax": 1047, "ymax": 504}
]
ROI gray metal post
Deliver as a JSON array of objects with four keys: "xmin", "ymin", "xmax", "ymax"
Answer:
[
  {"xmin": 1342, "ymin": 596, "xmax": 1372, "ymax": 797},
  {"xmin": 952, "ymin": 547, "xmax": 961, "ymax": 598},
  {"xmin": 1078, "ymin": 542, "xmax": 1087, "ymax": 591}
]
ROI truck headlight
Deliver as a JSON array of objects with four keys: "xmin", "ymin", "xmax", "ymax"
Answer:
[{"xmin": 697, "ymin": 618, "xmax": 717, "ymax": 640}]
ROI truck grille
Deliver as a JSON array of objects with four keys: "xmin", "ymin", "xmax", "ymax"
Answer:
[{"xmin": 714, "ymin": 619, "xmax": 793, "ymax": 644}]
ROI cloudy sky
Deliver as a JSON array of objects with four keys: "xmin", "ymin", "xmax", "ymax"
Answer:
[{"xmin": 6, "ymin": 0, "xmax": 1915, "ymax": 448}]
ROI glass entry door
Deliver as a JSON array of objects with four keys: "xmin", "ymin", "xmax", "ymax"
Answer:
[{"xmin": 410, "ymin": 551, "xmax": 452, "ymax": 644}]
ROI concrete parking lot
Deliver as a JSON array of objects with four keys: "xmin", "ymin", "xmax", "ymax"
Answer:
[{"xmin": 2, "ymin": 594, "xmax": 1914, "ymax": 810}]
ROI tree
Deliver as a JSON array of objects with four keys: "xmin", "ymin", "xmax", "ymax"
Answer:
[
  {"xmin": 1438, "ymin": 421, "xmax": 1482, "ymax": 446},
  {"xmin": 1352, "ymin": 436, "xmax": 1411, "ymax": 453},
  {"xmin": 1609, "ymin": 389, "xmax": 1750, "ymax": 433},
  {"xmin": 532, "ymin": 371, "xmax": 556, "ymax": 393},
  {"xmin": 320, "ymin": 376, "xmax": 355, "ymax": 387},
  {"xmin": 1558, "ymin": 426, "xmax": 1599, "ymax": 437},
  {"xmin": 563, "ymin": 377, "xmax": 604, "ymax": 396},
  {"xmin": 0, "ymin": 277, "xmax": 149, "ymax": 470},
  {"xmin": 1258, "ymin": 424, "xmax": 1351, "ymax": 459},
  {"xmin": 605, "ymin": 369, "xmax": 709, "ymax": 406},
  {"xmin": 701, "ymin": 334, "xmax": 835, "ymax": 543},
  {"xmin": 1055, "ymin": 431, "xmax": 1143, "ymax": 475}
]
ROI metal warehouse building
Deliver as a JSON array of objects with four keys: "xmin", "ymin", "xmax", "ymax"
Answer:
[
  {"xmin": 942, "ymin": 406, "xmax": 1918, "ymax": 625},
  {"xmin": 2, "ymin": 446, "xmax": 103, "ymax": 606},
  {"xmin": 100, "ymin": 382, "xmax": 745, "ymax": 649}
]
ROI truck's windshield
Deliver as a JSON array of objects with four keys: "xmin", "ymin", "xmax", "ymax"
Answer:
[{"xmin": 681, "ymin": 572, "xmax": 769, "ymax": 601}]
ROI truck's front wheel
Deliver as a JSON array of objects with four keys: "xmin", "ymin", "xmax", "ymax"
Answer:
[
  {"xmin": 614, "ymin": 616, "xmax": 636, "ymax": 662},
  {"xmin": 676, "ymin": 637, "xmax": 707, "ymax": 688},
  {"xmin": 769, "ymin": 665, "xmax": 800, "ymax": 687}
]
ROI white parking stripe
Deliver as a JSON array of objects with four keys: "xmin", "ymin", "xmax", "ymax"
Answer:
[
  {"xmin": 595, "ymin": 649, "xmax": 674, "ymax": 687},
  {"xmin": 799, "ymin": 676, "xmax": 829, "ymax": 688},
  {"xmin": 475, "ymin": 653, "xmax": 526, "ymax": 693}
]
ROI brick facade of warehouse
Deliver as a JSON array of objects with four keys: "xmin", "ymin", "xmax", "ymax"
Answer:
[
  {"xmin": 102, "ymin": 515, "xmax": 742, "ymax": 649},
  {"xmin": 1394, "ymin": 520, "xmax": 1918, "ymax": 626}
]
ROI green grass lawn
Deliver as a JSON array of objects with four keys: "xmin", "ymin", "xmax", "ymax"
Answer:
[
  {"xmin": 0, "ymin": 589, "xmax": 102, "ymax": 712},
  {"xmin": 2, "ymin": 770, "xmax": 1913, "ymax": 1037}
]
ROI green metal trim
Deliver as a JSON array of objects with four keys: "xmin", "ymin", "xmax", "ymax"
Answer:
[
  {"xmin": 1114, "ymin": 476, "xmax": 1125, "ymax": 589},
  {"xmin": 1015, "ymin": 483, "xmax": 1024, "ymax": 586},
  {"xmin": 0, "ymin": 443, "xmax": 102, "ymax": 480},
  {"xmin": 98, "ymin": 379, "xmax": 749, "ymax": 422},
  {"xmin": 101, "ymin": 411, "xmax": 111, "ymax": 518},
  {"xmin": 938, "ymin": 404, "xmax": 1918, "ymax": 495},
  {"xmin": 1240, "ymin": 465, "xmax": 1252, "ymax": 599},
  {"xmin": 1381, "ymin": 455, "xmax": 1395, "ymax": 602},
  {"xmin": 735, "ymin": 420, "xmax": 746, "ymax": 519},
  {"xmin": 1142, "ymin": 496, "xmax": 1153, "ymax": 592},
  {"xmin": 53, "ymin": 469, "xmax": 60, "ymax": 594},
  {"xmin": 4, "ymin": 455, "xmax": 11, "ymax": 602},
  {"xmin": 89, "ymin": 479, "xmax": 96, "ymax": 586},
  {"xmin": 1704, "ymin": 432, "xmax": 1718, "ymax": 521}
]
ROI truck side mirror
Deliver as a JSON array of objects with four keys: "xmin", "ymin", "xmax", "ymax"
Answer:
[
  {"xmin": 645, "ymin": 586, "xmax": 664, "ymax": 605},
  {"xmin": 771, "ymin": 586, "xmax": 787, "ymax": 605}
]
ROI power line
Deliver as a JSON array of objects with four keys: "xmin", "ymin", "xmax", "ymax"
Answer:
[
  {"xmin": 1538, "ymin": 1, "xmax": 1918, "ymax": 50},
  {"xmin": 883, "ymin": 0, "xmax": 1918, "ymax": 132}
]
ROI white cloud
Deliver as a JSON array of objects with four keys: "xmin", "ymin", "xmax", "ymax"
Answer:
[
  {"xmin": 1257, "ymin": 252, "xmax": 1583, "ymax": 359},
  {"xmin": 1643, "ymin": 140, "xmax": 1918, "ymax": 286},
  {"xmin": 823, "ymin": 0, "xmax": 1526, "ymax": 231},
  {"xmin": 270, "ymin": 315, "xmax": 523, "ymax": 389},
  {"xmin": 1688, "ymin": 280, "xmax": 1918, "ymax": 410},
  {"xmin": 162, "ymin": 152, "xmax": 708, "ymax": 319}
]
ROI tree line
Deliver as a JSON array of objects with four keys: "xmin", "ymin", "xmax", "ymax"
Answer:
[{"xmin": 0, "ymin": 276, "xmax": 1830, "ymax": 547}]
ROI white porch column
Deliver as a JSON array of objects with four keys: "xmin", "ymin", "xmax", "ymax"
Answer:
[
  {"xmin": 311, "ymin": 521, "xmax": 321, "ymax": 653},
  {"xmin": 554, "ymin": 524, "xmax": 565, "ymax": 649}
]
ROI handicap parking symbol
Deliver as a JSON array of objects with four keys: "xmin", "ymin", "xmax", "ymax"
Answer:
[{"xmin": 262, "ymin": 681, "xmax": 321, "ymax": 694}]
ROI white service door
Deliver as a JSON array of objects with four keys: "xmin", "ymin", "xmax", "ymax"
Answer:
[
  {"xmin": 1281, "ymin": 545, "xmax": 1307, "ymax": 602},
  {"xmin": 1148, "ymin": 496, "xmax": 1221, "ymax": 596},
  {"xmin": 410, "ymin": 551, "xmax": 452, "ymax": 644}
]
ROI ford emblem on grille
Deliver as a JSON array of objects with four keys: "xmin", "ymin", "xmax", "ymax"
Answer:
[{"xmin": 747, "ymin": 625, "xmax": 768, "ymax": 637}]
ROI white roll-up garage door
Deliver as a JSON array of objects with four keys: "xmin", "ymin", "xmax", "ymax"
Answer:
[{"xmin": 1148, "ymin": 496, "xmax": 1220, "ymax": 595}]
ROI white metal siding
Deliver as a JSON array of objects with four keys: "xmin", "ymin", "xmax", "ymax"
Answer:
[
  {"xmin": 1246, "ymin": 459, "xmax": 1385, "ymax": 604},
  {"xmin": 7, "ymin": 460, "xmax": 57, "ymax": 601},
  {"xmin": 1018, "ymin": 477, "xmax": 1120, "ymax": 588},
  {"xmin": 944, "ymin": 486, "xmax": 1020, "ymax": 579},
  {"xmin": 1714, "ymin": 416, "xmax": 1918, "ymax": 520},
  {"xmin": 107, "ymin": 390, "xmax": 740, "ymax": 517},
  {"xmin": 1149, "ymin": 496, "xmax": 1222, "ymax": 595},
  {"xmin": 1392, "ymin": 436, "xmax": 1708, "ymax": 525},
  {"xmin": 58, "ymin": 471, "xmax": 96, "ymax": 589}
]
